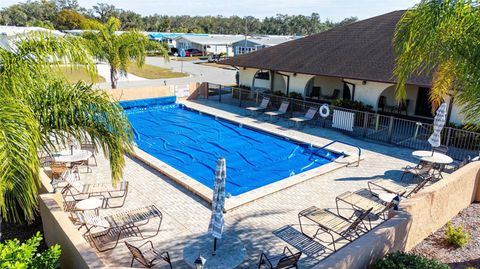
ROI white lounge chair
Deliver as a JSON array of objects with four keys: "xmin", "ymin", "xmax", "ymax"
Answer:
[
  {"xmin": 245, "ymin": 97, "xmax": 270, "ymax": 115},
  {"xmin": 264, "ymin": 101, "xmax": 290, "ymax": 121},
  {"xmin": 289, "ymin": 107, "xmax": 318, "ymax": 128}
]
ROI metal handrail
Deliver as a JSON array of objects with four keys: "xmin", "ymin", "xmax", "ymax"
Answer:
[{"xmin": 319, "ymin": 140, "xmax": 362, "ymax": 167}]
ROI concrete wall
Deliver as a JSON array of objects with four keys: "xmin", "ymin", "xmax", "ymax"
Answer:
[
  {"xmin": 312, "ymin": 76, "xmax": 344, "ymax": 97},
  {"xmin": 314, "ymin": 161, "xmax": 480, "ymax": 269},
  {"xmin": 103, "ymin": 83, "xmax": 198, "ymax": 102},
  {"xmin": 238, "ymin": 68, "xmax": 257, "ymax": 88}
]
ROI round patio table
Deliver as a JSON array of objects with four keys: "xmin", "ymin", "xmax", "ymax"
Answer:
[
  {"xmin": 52, "ymin": 149, "xmax": 92, "ymax": 163},
  {"xmin": 412, "ymin": 150, "xmax": 453, "ymax": 165},
  {"xmin": 76, "ymin": 197, "xmax": 103, "ymax": 215}
]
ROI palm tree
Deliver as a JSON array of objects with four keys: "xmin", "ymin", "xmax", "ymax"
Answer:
[
  {"xmin": 393, "ymin": 0, "xmax": 480, "ymax": 125},
  {"xmin": 0, "ymin": 32, "xmax": 133, "ymax": 231},
  {"xmin": 82, "ymin": 17, "xmax": 169, "ymax": 89}
]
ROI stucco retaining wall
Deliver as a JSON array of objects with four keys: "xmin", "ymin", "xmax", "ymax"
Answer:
[
  {"xmin": 314, "ymin": 161, "xmax": 480, "ymax": 269},
  {"xmin": 103, "ymin": 83, "xmax": 199, "ymax": 102}
]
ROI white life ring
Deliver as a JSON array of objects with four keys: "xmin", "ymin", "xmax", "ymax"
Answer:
[{"xmin": 319, "ymin": 104, "xmax": 330, "ymax": 118}]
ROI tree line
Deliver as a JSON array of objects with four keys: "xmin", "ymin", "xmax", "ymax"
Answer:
[{"xmin": 0, "ymin": 0, "xmax": 358, "ymax": 35}]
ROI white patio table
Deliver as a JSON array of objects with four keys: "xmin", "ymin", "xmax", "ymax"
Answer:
[
  {"xmin": 412, "ymin": 150, "xmax": 453, "ymax": 165},
  {"xmin": 52, "ymin": 149, "xmax": 92, "ymax": 163},
  {"xmin": 75, "ymin": 197, "xmax": 103, "ymax": 215}
]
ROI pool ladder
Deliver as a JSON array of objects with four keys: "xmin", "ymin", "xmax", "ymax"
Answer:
[{"xmin": 319, "ymin": 140, "xmax": 362, "ymax": 167}]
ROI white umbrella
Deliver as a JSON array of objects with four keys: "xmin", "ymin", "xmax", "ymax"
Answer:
[
  {"xmin": 208, "ymin": 157, "xmax": 226, "ymax": 254},
  {"xmin": 428, "ymin": 103, "xmax": 448, "ymax": 148}
]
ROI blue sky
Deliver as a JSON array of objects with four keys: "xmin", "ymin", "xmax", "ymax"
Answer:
[{"xmin": 0, "ymin": 0, "xmax": 420, "ymax": 21}]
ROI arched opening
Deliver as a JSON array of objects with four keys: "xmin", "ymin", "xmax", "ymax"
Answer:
[
  {"xmin": 272, "ymin": 72, "xmax": 287, "ymax": 95},
  {"xmin": 251, "ymin": 70, "xmax": 272, "ymax": 92},
  {"xmin": 377, "ymin": 85, "xmax": 412, "ymax": 115}
]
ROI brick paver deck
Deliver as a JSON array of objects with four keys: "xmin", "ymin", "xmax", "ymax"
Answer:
[{"xmin": 68, "ymin": 100, "xmax": 426, "ymax": 268}]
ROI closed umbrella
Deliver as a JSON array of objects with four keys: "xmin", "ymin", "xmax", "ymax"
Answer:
[
  {"xmin": 208, "ymin": 157, "xmax": 226, "ymax": 255},
  {"xmin": 428, "ymin": 103, "xmax": 448, "ymax": 148}
]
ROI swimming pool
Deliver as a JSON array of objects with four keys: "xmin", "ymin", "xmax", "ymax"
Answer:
[{"xmin": 122, "ymin": 97, "xmax": 343, "ymax": 197}]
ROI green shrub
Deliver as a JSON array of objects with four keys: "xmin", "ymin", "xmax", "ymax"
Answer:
[
  {"xmin": 331, "ymin": 99, "xmax": 373, "ymax": 112},
  {"xmin": 445, "ymin": 221, "xmax": 470, "ymax": 247},
  {"xmin": 289, "ymin": 92, "xmax": 303, "ymax": 100},
  {"xmin": 374, "ymin": 252, "xmax": 449, "ymax": 269},
  {"xmin": 272, "ymin": 90, "xmax": 287, "ymax": 97},
  {"xmin": 0, "ymin": 232, "xmax": 61, "ymax": 269}
]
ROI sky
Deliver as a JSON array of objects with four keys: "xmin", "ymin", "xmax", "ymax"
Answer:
[{"xmin": 0, "ymin": 0, "xmax": 421, "ymax": 21}]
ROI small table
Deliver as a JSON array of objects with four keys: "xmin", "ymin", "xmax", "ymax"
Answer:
[
  {"xmin": 378, "ymin": 192, "xmax": 398, "ymax": 203},
  {"xmin": 412, "ymin": 150, "xmax": 453, "ymax": 165},
  {"xmin": 76, "ymin": 197, "xmax": 103, "ymax": 215}
]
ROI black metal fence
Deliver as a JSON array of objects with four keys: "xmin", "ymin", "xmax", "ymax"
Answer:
[{"xmin": 199, "ymin": 84, "xmax": 480, "ymax": 161}]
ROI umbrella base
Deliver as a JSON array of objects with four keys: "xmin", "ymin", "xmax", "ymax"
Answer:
[{"xmin": 183, "ymin": 233, "xmax": 246, "ymax": 268}]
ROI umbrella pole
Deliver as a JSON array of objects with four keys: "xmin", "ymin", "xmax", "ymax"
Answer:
[{"xmin": 213, "ymin": 238, "xmax": 217, "ymax": 255}]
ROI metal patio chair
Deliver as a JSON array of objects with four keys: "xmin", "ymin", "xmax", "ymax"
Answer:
[
  {"xmin": 77, "ymin": 205, "xmax": 163, "ymax": 252},
  {"xmin": 61, "ymin": 178, "xmax": 129, "ymax": 209},
  {"xmin": 289, "ymin": 107, "xmax": 318, "ymax": 128},
  {"xmin": 264, "ymin": 100, "xmax": 290, "ymax": 121},
  {"xmin": 246, "ymin": 96, "xmax": 270, "ymax": 116},
  {"xmin": 298, "ymin": 206, "xmax": 372, "ymax": 251},
  {"xmin": 368, "ymin": 175, "xmax": 432, "ymax": 198},
  {"xmin": 258, "ymin": 246, "xmax": 301, "ymax": 269},
  {"xmin": 125, "ymin": 241, "xmax": 172, "ymax": 268},
  {"xmin": 400, "ymin": 162, "xmax": 434, "ymax": 181},
  {"xmin": 335, "ymin": 190, "xmax": 392, "ymax": 228}
]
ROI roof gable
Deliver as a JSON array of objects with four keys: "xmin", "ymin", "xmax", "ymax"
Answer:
[{"xmin": 222, "ymin": 11, "xmax": 432, "ymax": 86}]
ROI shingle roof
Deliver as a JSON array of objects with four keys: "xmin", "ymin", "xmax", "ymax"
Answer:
[{"xmin": 222, "ymin": 10, "xmax": 432, "ymax": 87}]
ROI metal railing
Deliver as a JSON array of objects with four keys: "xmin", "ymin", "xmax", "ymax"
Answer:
[{"xmin": 199, "ymin": 83, "xmax": 480, "ymax": 160}]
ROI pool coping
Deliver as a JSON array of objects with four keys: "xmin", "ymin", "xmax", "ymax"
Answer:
[{"xmin": 129, "ymin": 102, "xmax": 363, "ymax": 211}]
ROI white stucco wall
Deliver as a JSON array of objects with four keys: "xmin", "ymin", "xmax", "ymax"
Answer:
[
  {"xmin": 380, "ymin": 85, "xmax": 419, "ymax": 115},
  {"xmin": 289, "ymin": 73, "xmax": 315, "ymax": 95},
  {"xmin": 238, "ymin": 68, "xmax": 257, "ymax": 88}
]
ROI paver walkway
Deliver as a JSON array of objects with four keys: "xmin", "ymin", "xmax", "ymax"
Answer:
[{"xmin": 71, "ymin": 100, "xmax": 423, "ymax": 268}]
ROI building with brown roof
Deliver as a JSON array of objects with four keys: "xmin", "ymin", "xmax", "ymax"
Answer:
[{"xmin": 222, "ymin": 10, "xmax": 465, "ymax": 124}]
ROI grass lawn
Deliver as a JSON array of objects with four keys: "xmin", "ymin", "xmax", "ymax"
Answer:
[
  {"xmin": 57, "ymin": 67, "xmax": 106, "ymax": 84},
  {"xmin": 127, "ymin": 62, "xmax": 188, "ymax": 79}
]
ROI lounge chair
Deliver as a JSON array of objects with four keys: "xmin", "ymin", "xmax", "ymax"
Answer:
[
  {"xmin": 368, "ymin": 175, "xmax": 431, "ymax": 198},
  {"xmin": 125, "ymin": 241, "xmax": 172, "ymax": 268},
  {"xmin": 246, "ymin": 97, "xmax": 270, "ymax": 115},
  {"xmin": 335, "ymin": 190, "xmax": 392, "ymax": 227},
  {"xmin": 400, "ymin": 162, "xmax": 434, "ymax": 181},
  {"xmin": 289, "ymin": 107, "xmax": 317, "ymax": 128},
  {"xmin": 298, "ymin": 206, "xmax": 372, "ymax": 251},
  {"xmin": 77, "ymin": 205, "xmax": 163, "ymax": 252},
  {"xmin": 258, "ymin": 246, "xmax": 301, "ymax": 269},
  {"xmin": 61, "ymin": 177, "xmax": 129, "ymax": 209},
  {"xmin": 264, "ymin": 101, "xmax": 290, "ymax": 121}
]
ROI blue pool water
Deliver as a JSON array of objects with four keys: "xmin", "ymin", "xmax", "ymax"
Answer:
[{"xmin": 122, "ymin": 98, "xmax": 342, "ymax": 196}]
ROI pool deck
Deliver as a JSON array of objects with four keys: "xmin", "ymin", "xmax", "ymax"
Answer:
[{"xmin": 54, "ymin": 100, "xmax": 429, "ymax": 268}]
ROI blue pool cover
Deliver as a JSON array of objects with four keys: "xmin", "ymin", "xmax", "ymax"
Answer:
[{"xmin": 122, "ymin": 97, "xmax": 343, "ymax": 196}]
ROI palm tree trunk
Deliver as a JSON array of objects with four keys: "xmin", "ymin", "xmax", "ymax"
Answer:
[{"xmin": 110, "ymin": 67, "xmax": 118, "ymax": 89}]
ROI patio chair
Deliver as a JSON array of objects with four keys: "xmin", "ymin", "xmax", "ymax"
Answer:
[
  {"xmin": 264, "ymin": 101, "xmax": 290, "ymax": 121},
  {"xmin": 335, "ymin": 190, "xmax": 392, "ymax": 227},
  {"xmin": 77, "ymin": 205, "xmax": 163, "ymax": 252},
  {"xmin": 298, "ymin": 206, "xmax": 372, "ymax": 251},
  {"xmin": 258, "ymin": 246, "xmax": 301, "ymax": 269},
  {"xmin": 289, "ymin": 107, "xmax": 318, "ymax": 128},
  {"xmin": 50, "ymin": 162, "xmax": 68, "ymax": 179},
  {"xmin": 433, "ymin": 145, "xmax": 448, "ymax": 155},
  {"xmin": 51, "ymin": 165, "xmax": 79, "ymax": 192},
  {"xmin": 400, "ymin": 162, "xmax": 434, "ymax": 181},
  {"xmin": 81, "ymin": 142, "xmax": 98, "ymax": 166},
  {"xmin": 61, "ymin": 177, "xmax": 129, "ymax": 209},
  {"xmin": 125, "ymin": 241, "xmax": 172, "ymax": 268},
  {"xmin": 246, "ymin": 97, "xmax": 270, "ymax": 115},
  {"xmin": 368, "ymin": 175, "xmax": 432, "ymax": 198}
]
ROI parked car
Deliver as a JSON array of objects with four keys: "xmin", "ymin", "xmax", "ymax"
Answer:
[{"xmin": 185, "ymin": 49, "xmax": 203, "ymax": 57}]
